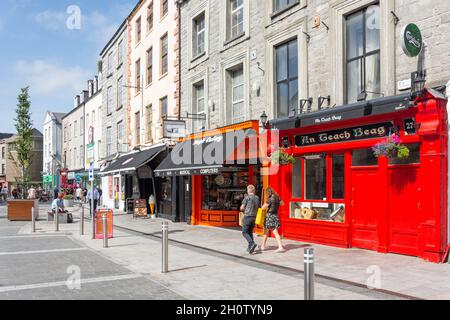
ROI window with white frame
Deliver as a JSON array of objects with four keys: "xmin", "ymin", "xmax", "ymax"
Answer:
[
  {"xmin": 136, "ymin": 59, "xmax": 141, "ymax": 92},
  {"xmin": 229, "ymin": 0, "xmax": 244, "ymax": 39},
  {"xmin": 74, "ymin": 147, "xmax": 78, "ymax": 168},
  {"xmin": 147, "ymin": 2, "xmax": 154, "ymax": 32},
  {"xmin": 117, "ymin": 121, "xmax": 124, "ymax": 153},
  {"xmin": 160, "ymin": 34, "xmax": 168, "ymax": 75},
  {"xmin": 118, "ymin": 40, "xmax": 124, "ymax": 66},
  {"xmin": 161, "ymin": 0, "xmax": 168, "ymax": 18},
  {"xmin": 135, "ymin": 112, "xmax": 141, "ymax": 146},
  {"xmin": 136, "ymin": 17, "xmax": 142, "ymax": 44},
  {"xmin": 160, "ymin": 96, "xmax": 168, "ymax": 119},
  {"xmin": 193, "ymin": 81, "xmax": 205, "ymax": 132},
  {"xmin": 193, "ymin": 12, "xmax": 206, "ymax": 58},
  {"xmin": 106, "ymin": 127, "xmax": 112, "ymax": 157},
  {"xmin": 227, "ymin": 66, "xmax": 245, "ymax": 124},
  {"xmin": 117, "ymin": 77, "xmax": 124, "ymax": 110},
  {"xmin": 146, "ymin": 47, "xmax": 153, "ymax": 85},
  {"xmin": 74, "ymin": 120, "xmax": 77, "ymax": 137},
  {"xmin": 274, "ymin": 0, "xmax": 298, "ymax": 12},
  {"xmin": 80, "ymin": 146, "xmax": 84, "ymax": 167},
  {"xmin": 275, "ymin": 38, "xmax": 298, "ymax": 118},
  {"xmin": 108, "ymin": 52, "xmax": 113, "ymax": 75},
  {"xmin": 145, "ymin": 105, "xmax": 153, "ymax": 143},
  {"xmin": 107, "ymin": 86, "xmax": 113, "ymax": 115},
  {"xmin": 80, "ymin": 117, "xmax": 84, "ymax": 135},
  {"xmin": 345, "ymin": 4, "xmax": 380, "ymax": 103}
]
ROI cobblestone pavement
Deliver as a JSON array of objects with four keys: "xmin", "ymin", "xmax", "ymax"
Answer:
[{"xmin": 0, "ymin": 206, "xmax": 184, "ymax": 300}]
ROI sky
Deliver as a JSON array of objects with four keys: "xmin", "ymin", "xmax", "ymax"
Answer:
[{"xmin": 0, "ymin": 0, "xmax": 138, "ymax": 134}]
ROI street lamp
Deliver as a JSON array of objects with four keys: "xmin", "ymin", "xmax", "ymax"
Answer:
[{"xmin": 260, "ymin": 111, "xmax": 268, "ymax": 129}]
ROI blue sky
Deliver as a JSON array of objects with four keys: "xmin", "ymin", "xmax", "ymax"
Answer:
[{"xmin": 0, "ymin": 0, "xmax": 137, "ymax": 133}]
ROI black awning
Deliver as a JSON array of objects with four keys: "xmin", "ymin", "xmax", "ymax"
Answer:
[
  {"xmin": 154, "ymin": 129, "xmax": 259, "ymax": 177},
  {"xmin": 270, "ymin": 93, "xmax": 412, "ymax": 130},
  {"xmin": 100, "ymin": 145, "xmax": 167, "ymax": 176}
]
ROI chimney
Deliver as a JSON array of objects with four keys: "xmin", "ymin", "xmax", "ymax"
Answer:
[
  {"xmin": 94, "ymin": 76, "xmax": 99, "ymax": 93},
  {"xmin": 74, "ymin": 95, "xmax": 80, "ymax": 108},
  {"xmin": 88, "ymin": 80, "xmax": 94, "ymax": 97}
]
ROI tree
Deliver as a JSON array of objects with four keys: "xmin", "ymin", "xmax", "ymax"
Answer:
[{"xmin": 12, "ymin": 87, "xmax": 34, "ymax": 199}]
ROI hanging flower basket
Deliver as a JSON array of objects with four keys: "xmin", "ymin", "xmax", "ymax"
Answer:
[
  {"xmin": 372, "ymin": 134, "xmax": 410, "ymax": 160},
  {"xmin": 270, "ymin": 148, "xmax": 295, "ymax": 165}
]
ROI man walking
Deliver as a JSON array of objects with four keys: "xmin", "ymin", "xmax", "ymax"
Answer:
[
  {"xmin": 87, "ymin": 186, "xmax": 100, "ymax": 218},
  {"xmin": 240, "ymin": 184, "xmax": 260, "ymax": 255}
]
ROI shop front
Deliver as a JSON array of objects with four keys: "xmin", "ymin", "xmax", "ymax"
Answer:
[
  {"xmin": 155, "ymin": 121, "xmax": 263, "ymax": 228},
  {"xmin": 268, "ymin": 89, "xmax": 448, "ymax": 262},
  {"xmin": 100, "ymin": 144, "xmax": 169, "ymax": 215}
]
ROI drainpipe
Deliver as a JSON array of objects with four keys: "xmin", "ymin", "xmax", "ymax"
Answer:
[{"xmin": 177, "ymin": 0, "xmax": 182, "ymax": 120}]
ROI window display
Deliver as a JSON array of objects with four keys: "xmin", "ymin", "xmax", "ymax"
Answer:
[
  {"xmin": 201, "ymin": 169, "xmax": 249, "ymax": 211},
  {"xmin": 291, "ymin": 202, "xmax": 345, "ymax": 223}
]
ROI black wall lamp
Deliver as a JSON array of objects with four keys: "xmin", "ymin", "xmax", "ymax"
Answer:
[
  {"xmin": 299, "ymin": 98, "xmax": 313, "ymax": 114},
  {"xmin": 260, "ymin": 111, "xmax": 269, "ymax": 129},
  {"xmin": 318, "ymin": 95, "xmax": 331, "ymax": 110}
]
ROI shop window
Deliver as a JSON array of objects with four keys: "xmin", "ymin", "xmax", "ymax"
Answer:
[
  {"xmin": 290, "ymin": 202, "xmax": 345, "ymax": 223},
  {"xmin": 305, "ymin": 155, "xmax": 326, "ymax": 201},
  {"xmin": 201, "ymin": 170, "xmax": 249, "ymax": 211},
  {"xmin": 292, "ymin": 157, "xmax": 302, "ymax": 198},
  {"xmin": 389, "ymin": 144, "xmax": 420, "ymax": 165},
  {"xmin": 332, "ymin": 154, "xmax": 345, "ymax": 199},
  {"xmin": 352, "ymin": 148, "xmax": 378, "ymax": 166}
]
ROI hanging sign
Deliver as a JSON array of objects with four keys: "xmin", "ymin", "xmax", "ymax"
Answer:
[
  {"xmin": 401, "ymin": 23, "xmax": 423, "ymax": 57},
  {"xmin": 294, "ymin": 122, "xmax": 394, "ymax": 147}
]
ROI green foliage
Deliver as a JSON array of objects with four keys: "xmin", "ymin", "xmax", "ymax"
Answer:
[
  {"xmin": 397, "ymin": 145, "xmax": 410, "ymax": 159},
  {"xmin": 13, "ymin": 87, "xmax": 34, "ymax": 198},
  {"xmin": 270, "ymin": 148, "xmax": 295, "ymax": 165},
  {"xmin": 63, "ymin": 194, "xmax": 74, "ymax": 200}
]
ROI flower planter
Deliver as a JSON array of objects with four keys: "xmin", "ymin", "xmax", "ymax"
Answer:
[
  {"xmin": 63, "ymin": 199, "xmax": 74, "ymax": 208},
  {"xmin": 7, "ymin": 200, "xmax": 39, "ymax": 221}
]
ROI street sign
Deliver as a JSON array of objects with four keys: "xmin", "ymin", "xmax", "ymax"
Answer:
[
  {"xmin": 89, "ymin": 162, "xmax": 94, "ymax": 182},
  {"xmin": 401, "ymin": 23, "xmax": 423, "ymax": 57}
]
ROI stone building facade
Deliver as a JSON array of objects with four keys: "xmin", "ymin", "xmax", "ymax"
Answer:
[
  {"xmin": 179, "ymin": 0, "xmax": 450, "ymax": 133},
  {"xmin": 99, "ymin": 20, "xmax": 129, "ymax": 161},
  {"xmin": 42, "ymin": 111, "xmax": 65, "ymax": 191}
]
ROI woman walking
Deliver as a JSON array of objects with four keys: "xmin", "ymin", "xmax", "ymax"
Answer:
[{"xmin": 260, "ymin": 188, "xmax": 285, "ymax": 253}]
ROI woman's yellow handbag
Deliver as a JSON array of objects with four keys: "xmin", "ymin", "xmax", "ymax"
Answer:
[
  {"xmin": 239, "ymin": 212, "xmax": 244, "ymax": 227},
  {"xmin": 255, "ymin": 208, "xmax": 266, "ymax": 227}
]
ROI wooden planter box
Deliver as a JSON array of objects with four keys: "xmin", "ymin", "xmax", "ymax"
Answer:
[{"xmin": 7, "ymin": 200, "xmax": 39, "ymax": 221}]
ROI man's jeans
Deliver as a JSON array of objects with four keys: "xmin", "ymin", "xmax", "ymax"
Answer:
[
  {"xmin": 242, "ymin": 215, "xmax": 256, "ymax": 250},
  {"xmin": 89, "ymin": 200, "xmax": 98, "ymax": 217}
]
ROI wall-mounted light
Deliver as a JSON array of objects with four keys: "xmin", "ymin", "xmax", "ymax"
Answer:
[{"xmin": 260, "ymin": 111, "xmax": 268, "ymax": 129}]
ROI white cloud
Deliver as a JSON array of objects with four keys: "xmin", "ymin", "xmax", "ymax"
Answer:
[
  {"xmin": 14, "ymin": 60, "xmax": 91, "ymax": 96},
  {"xmin": 34, "ymin": 10, "xmax": 66, "ymax": 31}
]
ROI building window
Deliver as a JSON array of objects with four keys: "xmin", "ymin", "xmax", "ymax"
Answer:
[
  {"xmin": 80, "ymin": 117, "xmax": 84, "ymax": 135},
  {"xmin": 274, "ymin": 0, "xmax": 298, "ymax": 12},
  {"xmin": 106, "ymin": 127, "xmax": 112, "ymax": 157},
  {"xmin": 118, "ymin": 40, "xmax": 124, "ymax": 65},
  {"xmin": 352, "ymin": 148, "xmax": 378, "ymax": 166},
  {"xmin": 345, "ymin": 4, "xmax": 380, "ymax": 103},
  {"xmin": 136, "ymin": 17, "xmax": 142, "ymax": 44},
  {"xmin": 146, "ymin": 47, "xmax": 153, "ymax": 85},
  {"xmin": 160, "ymin": 96, "xmax": 168, "ymax": 119},
  {"xmin": 146, "ymin": 105, "xmax": 153, "ymax": 143},
  {"xmin": 74, "ymin": 147, "xmax": 78, "ymax": 168},
  {"xmin": 107, "ymin": 86, "xmax": 113, "ymax": 114},
  {"xmin": 147, "ymin": 1, "xmax": 153, "ymax": 32},
  {"xmin": 229, "ymin": 0, "xmax": 244, "ymax": 39},
  {"xmin": 1, "ymin": 164, "xmax": 5, "ymax": 175},
  {"xmin": 1, "ymin": 147, "xmax": 4, "ymax": 159},
  {"xmin": 193, "ymin": 12, "xmax": 206, "ymax": 58},
  {"xmin": 117, "ymin": 77, "xmax": 123, "ymax": 110},
  {"xmin": 80, "ymin": 146, "xmax": 84, "ymax": 167},
  {"xmin": 117, "ymin": 121, "xmax": 124, "ymax": 153},
  {"xmin": 160, "ymin": 34, "xmax": 168, "ymax": 75},
  {"xmin": 193, "ymin": 81, "xmax": 205, "ymax": 132},
  {"xmin": 69, "ymin": 124, "xmax": 72, "ymax": 141},
  {"xmin": 275, "ymin": 38, "xmax": 298, "ymax": 118},
  {"xmin": 332, "ymin": 154, "xmax": 345, "ymax": 199},
  {"xmin": 161, "ymin": 0, "xmax": 168, "ymax": 17},
  {"xmin": 74, "ymin": 121, "xmax": 77, "ymax": 137},
  {"xmin": 136, "ymin": 59, "xmax": 141, "ymax": 93},
  {"xmin": 227, "ymin": 66, "xmax": 245, "ymax": 124},
  {"xmin": 292, "ymin": 157, "xmax": 302, "ymax": 198},
  {"xmin": 85, "ymin": 115, "xmax": 89, "ymax": 130},
  {"xmin": 108, "ymin": 52, "xmax": 113, "ymax": 75},
  {"xmin": 135, "ymin": 112, "xmax": 141, "ymax": 146},
  {"xmin": 305, "ymin": 155, "xmax": 327, "ymax": 201},
  {"xmin": 92, "ymin": 111, "xmax": 95, "ymax": 124}
]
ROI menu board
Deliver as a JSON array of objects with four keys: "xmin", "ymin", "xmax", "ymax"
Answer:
[{"xmin": 134, "ymin": 199, "xmax": 148, "ymax": 218}]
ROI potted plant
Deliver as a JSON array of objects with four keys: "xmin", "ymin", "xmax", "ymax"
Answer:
[
  {"xmin": 270, "ymin": 148, "xmax": 295, "ymax": 165},
  {"xmin": 63, "ymin": 194, "xmax": 74, "ymax": 208},
  {"xmin": 372, "ymin": 134, "xmax": 410, "ymax": 160}
]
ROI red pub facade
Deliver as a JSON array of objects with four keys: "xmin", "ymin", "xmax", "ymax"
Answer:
[{"xmin": 268, "ymin": 89, "xmax": 449, "ymax": 263}]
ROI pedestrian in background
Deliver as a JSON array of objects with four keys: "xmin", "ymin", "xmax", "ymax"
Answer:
[
  {"xmin": 240, "ymin": 184, "xmax": 260, "ymax": 255},
  {"xmin": 28, "ymin": 185, "xmax": 36, "ymax": 200},
  {"xmin": 260, "ymin": 188, "xmax": 285, "ymax": 253},
  {"xmin": 87, "ymin": 186, "xmax": 100, "ymax": 217},
  {"xmin": 53, "ymin": 187, "xmax": 59, "ymax": 200},
  {"xmin": 75, "ymin": 186, "xmax": 82, "ymax": 202}
]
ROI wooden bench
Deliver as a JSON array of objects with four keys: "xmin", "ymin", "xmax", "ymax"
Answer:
[{"xmin": 47, "ymin": 211, "xmax": 72, "ymax": 224}]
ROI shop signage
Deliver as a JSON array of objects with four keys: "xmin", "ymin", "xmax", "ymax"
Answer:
[
  {"xmin": 163, "ymin": 120, "xmax": 186, "ymax": 139},
  {"xmin": 401, "ymin": 23, "xmax": 423, "ymax": 57},
  {"xmin": 134, "ymin": 199, "xmax": 148, "ymax": 218},
  {"xmin": 155, "ymin": 167, "xmax": 221, "ymax": 177},
  {"xmin": 294, "ymin": 122, "xmax": 394, "ymax": 147},
  {"xmin": 67, "ymin": 172, "xmax": 75, "ymax": 180},
  {"xmin": 404, "ymin": 118, "xmax": 416, "ymax": 135}
]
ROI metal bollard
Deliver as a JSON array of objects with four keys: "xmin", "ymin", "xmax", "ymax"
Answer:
[
  {"xmin": 80, "ymin": 204, "xmax": 84, "ymax": 235},
  {"xmin": 54, "ymin": 210, "xmax": 59, "ymax": 232},
  {"xmin": 102, "ymin": 213, "xmax": 108, "ymax": 248},
  {"xmin": 304, "ymin": 247, "xmax": 315, "ymax": 300},
  {"xmin": 162, "ymin": 221, "xmax": 169, "ymax": 274},
  {"xmin": 31, "ymin": 207, "xmax": 36, "ymax": 233}
]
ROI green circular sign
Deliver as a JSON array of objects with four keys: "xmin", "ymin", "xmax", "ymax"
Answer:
[{"xmin": 402, "ymin": 23, "xmax": 423, "ymax": 57}]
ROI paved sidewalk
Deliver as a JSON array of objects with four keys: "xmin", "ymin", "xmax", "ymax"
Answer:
[{"xmin": 8, "ymin": 204, "xmax": 450, "ymax": 300}]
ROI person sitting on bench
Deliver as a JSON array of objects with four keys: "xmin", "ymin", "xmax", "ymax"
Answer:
[{"xmin": 52, "ymin": 193, "xmax": 68, "ymax": 213}]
